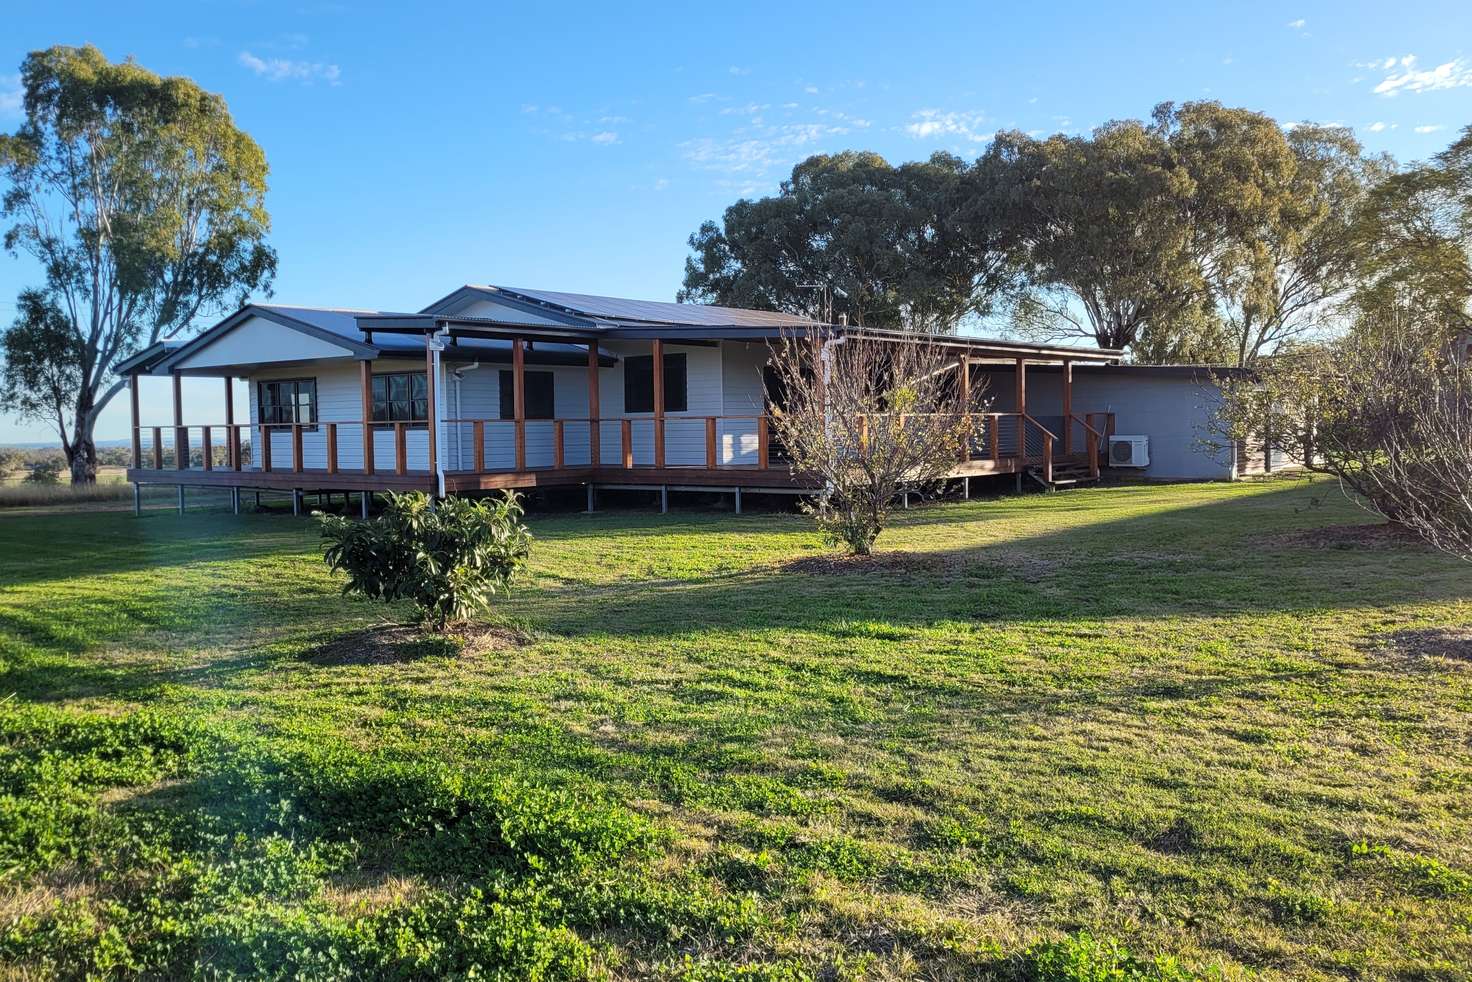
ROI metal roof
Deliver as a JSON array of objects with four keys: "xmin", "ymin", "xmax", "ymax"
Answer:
[
  {"xmin": 470, "ymin": 285, "xmax": 819, "ymax": 329},
  {"xmin": 253, "ymin": 304, "xmax": 390, "ymax": 341}
]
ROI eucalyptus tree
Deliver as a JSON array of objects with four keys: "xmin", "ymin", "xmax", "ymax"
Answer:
[
  {"xmin": 1350, "ymin": 124, "xmax": 1472, "ymax": 334},
  {"xmin": 1160, "ymin": 103, "xmax": 1382, "ymax": 366},
  {"xmin": 0, "ymin": 45, "xmax": 276, "ymax": 482},
  {"xmin": 994, "ymin": 120, "xmax": 1204, "ymax": 352},
  {"xmin": 679, "ymin": 150, "xmax": 1018, "ymax": 331}
]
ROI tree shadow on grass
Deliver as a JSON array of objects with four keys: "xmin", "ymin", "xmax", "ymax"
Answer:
[{"xmin": 0, "ymin": 509, "xmax": 315, "ymax": 589}]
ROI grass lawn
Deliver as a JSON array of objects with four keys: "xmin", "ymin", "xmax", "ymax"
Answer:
[{"xmin": 0, "ymin": 479, "xmax": 1469, "ymax": 979}]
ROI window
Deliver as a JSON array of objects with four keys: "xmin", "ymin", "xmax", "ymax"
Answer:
[
  {"xmin": 259, "ymin": 379, "xmax": 317, "ymax": 427},
  {"xmin": 499, "ymin": 370, "xmax": 555, "ymax": 419},
  {"xmin": 624, "ymin": 352, "xmax": 687, "ymax": 413},
  {"xmin": 372, "ymin": 372, "xmax": 429, "ymax": 424}
]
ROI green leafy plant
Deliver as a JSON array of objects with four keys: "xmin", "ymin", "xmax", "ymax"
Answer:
[
  {"xmin": 1024, "ymin": 932, "xmax": 1198, "ymax": 981},
  {"xmin": 22, "ymin": 456, "xmax": 63, "ymax": 485},
  {"xmin": 319, "ymin": 491, "xmax": 532, "ymax": 631}
]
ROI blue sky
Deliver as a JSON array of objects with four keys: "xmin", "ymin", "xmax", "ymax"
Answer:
[{"xmin": 2, "ymin": 0, "xmax": 1471, "ymax": 442}]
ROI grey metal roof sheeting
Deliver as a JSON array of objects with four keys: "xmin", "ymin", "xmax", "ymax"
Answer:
[
  {"xmin": 483, "ymin": 286, "xmax": 819, "ymax": 328},
  {"xmin": 254, "ymin": 305, "xmax": 392, "ymax": 340}
]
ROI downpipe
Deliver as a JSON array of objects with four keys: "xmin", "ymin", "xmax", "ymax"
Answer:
[{"xmin": 429, "ymin": 326, "xmax": 450, "ymax": 497}]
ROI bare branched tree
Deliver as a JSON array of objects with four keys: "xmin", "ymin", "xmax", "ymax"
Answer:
[
  {"xmin": 1332, "ymin": 326, "xmax": 1472, "ymax": 560},
  {"xmin": 1214, "ymin": 310, "xmax": 1472, "ymax": 561},
  {"xmin": 765, "ymin": 333, "xmax": 986, "ymax": 555}
]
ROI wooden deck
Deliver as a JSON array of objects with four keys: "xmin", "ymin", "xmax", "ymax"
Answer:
[
  {"xmin": 127, "ymin": 452, "xmax": 1092, "ymax": 496},
  {"xmin": 126, "ymin": 409, "xmax": 1113, "ymax": 498}
]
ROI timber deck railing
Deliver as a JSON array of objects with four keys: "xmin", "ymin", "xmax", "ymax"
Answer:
[{"xmin": 130, "ymin": 411, "xmax": 1115, "ymax": 479}]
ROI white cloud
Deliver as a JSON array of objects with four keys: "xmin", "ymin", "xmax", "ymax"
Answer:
[
  {"xmin": 1414, "ymin": 124, "xmax": 1446, "ymax": 133},
  {"xmin": 1366, "ymin": 121, "xmax": 1388, "ymax": 132},
  {"xmin": 0, "ymin": 74, "xmax": 22, "ymax": 118},
  {"xmin": 679, "ymin": 121, "xmax": 851, "ymax": 179},
  {"xmin": 728, "ymin": 66, "xmax": 751, "ymax": 76},
  {"xmin": 803, "ymin": 85, "xmax": 819, "ymax": 94},
  {"xmin": 653, "ymin": 177, "xmax": 670, "ymax": 190},
  {"xmin": 237, "ymin": 50, "xmax": 341, "ymax": 85},
  {"xmin": 1286, "ymin": 17, "xmax": 1306, "ymax": 29},
  {"xmin": 557, "ymin": 129, "xmax": 620, "ymax": 144},
  {"xmin": 688, "ymin": 92, "xmax": 720, "ymax": 104},
  {"xmin": 904, "ymin": 109, "xmax": 992, "ymax": 142},
  {"xmin": 1372, "ymin": 55, "xmax": 1472, "ymax": 96},
  {"xmin": 598, "ymin": 114, "xmax": 630, "ymax": 125},
  {"xmin": 721, "ymin": 102, "xmax": 769, "ymax": 117}
]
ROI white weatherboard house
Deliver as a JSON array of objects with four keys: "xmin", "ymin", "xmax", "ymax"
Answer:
[{"xmin": 119, "ymin": 284, "xmax": 1266, "ymax": 514}]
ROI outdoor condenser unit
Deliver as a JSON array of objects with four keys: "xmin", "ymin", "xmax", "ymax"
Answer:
[{"xmin": 1108, "ymin": 435, "xmax": 1150, "ymax": 468}]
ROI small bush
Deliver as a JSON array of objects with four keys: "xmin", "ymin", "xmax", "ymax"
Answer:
[
  {"xmin": 22, "ymin": 457, "xmax": 64, "ymax": 485},
  {"xmin": 319, "ymin": 491, "xmax": 532, "ymax": 630}
]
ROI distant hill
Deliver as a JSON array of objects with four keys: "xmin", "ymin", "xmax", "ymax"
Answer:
[{"xmin": 0, "ymin": 438, "xmax": 132, "ymax": 450}]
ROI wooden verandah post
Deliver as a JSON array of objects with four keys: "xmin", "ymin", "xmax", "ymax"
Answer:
[
  {"xmin": 512, "ymin": 338, "xmax": 526, "ymax": 471},
  {"xmin": 172, "ymin": 372, "xmax": 185, "ymax": 470},
  {"xmin": 652, "ymin": 338, "xmax": 665, "ymax": 469},
  {"xmin": 587, "ymin": 340, "xmax": 600, "ymax": 468},
  {"xmin": 957, "ymin": 351, "xmax": 970, "ymax": 460},
  {"xmin": 360, "ymin": 360, "xmax": 375, "ymax": 475},
  {"xmin": 129, "ymin": 374, "xmax": 141, "ymax": 469},
  {"xmin": 1062, "ymin": 359, "xmax": 1073, "ymax": 455}
]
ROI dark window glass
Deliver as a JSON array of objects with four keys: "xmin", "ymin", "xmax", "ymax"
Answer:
[
  {"xmin": 258, "ymin": 379, "xmax": 317, "ymax": 426},
  {"xmin": 624, "ymin": 352, "xmax": 687, "ymax": 413},
  {"xmin": 499, "ymin": 370, "xmax": 555, "ymax": 420},
  {"xmin": 372, "ymin": 372, "xmax": 430, "ymax": 424}
]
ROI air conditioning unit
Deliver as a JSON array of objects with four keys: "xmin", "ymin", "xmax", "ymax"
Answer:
[{"xmin": 1109, "ymin": 435, "xmax": 1150, "ymax": 468}]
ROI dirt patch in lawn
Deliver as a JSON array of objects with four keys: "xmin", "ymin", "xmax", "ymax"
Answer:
[
  {"xmin": 1375, "ymin": 628, "xmax": 1472, "ymax": 666},
  {"xmin": 302, "ymin": 622, "xmax": 532, "ymax": 666},
  {"xmin": 1144, "ymin": 817, "xmax": 1200, "ymax": 855},
  {"xmin": 1283, "ymin": 522, "xmax": 1424, "ymax": 551}
]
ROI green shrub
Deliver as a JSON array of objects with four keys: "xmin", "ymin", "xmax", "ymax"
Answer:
[
  {"xmin": 319, "ymin": 491, "xmax": 532, "ymax": 630},
  {"xmin": 22, "ymin": 457, "xmax": 64, "ymax": 485}
]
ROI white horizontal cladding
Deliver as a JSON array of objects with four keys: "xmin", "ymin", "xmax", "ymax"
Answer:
[
  {"xmin": 177, "ymin": 315, "xmax": 357, "ymax": 371},
  {"xmin": 245, "ymin": 357, "xmax": 437, "ymax": 472},
  {"xmin": 721, "ymin": 341, "xmax": 768, "ymax": 416},
  {"xmin": 441, "ymin": 361, "xmax": 592, "ymax": 470},
  {"xmin": 234, "ymin": 339, "xmax": 774, "ymax": 474}
]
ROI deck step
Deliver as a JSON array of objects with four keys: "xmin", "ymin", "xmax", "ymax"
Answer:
[{"xmin": 1024, "ymin": 464, "xmax": 1100, "ymax": 490}]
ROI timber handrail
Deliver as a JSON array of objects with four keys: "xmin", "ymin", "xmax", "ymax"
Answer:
[{"xmin": 131, "ymin": 410, "xmax": 1108, "ymax": 478}]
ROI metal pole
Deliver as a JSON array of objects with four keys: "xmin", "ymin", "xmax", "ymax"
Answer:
[
  {"xmin": 961, "ymin": 477, "xmax": 969, "ymax": 500},
  {"xmin": 660, "ymin": 485, "xmax": 668, "ymax": 514},
  {"xmin": 585, "ymin": 483, "xmax": 595, "ymax": 513},
  {"xmin": 177, "ymin": 486, "xmax": 185, "ymax": 515},
  {"xmin": 292, "ymin": 490, "xmax": 301, "ymax": 517},
  {"xmin": 360, "ymin": 491, "xmax": 369, "ymax": 519},
  {"xmin": 734, "ymin": 486, "xmax": 742, "ymax": 514},
  {"xmin": 232, "ymin": 487, "xmax": 240, "ymax": 515},
  {"xmin": 133, "ymin": 483, "xmax": 141, "ymax": 516}
]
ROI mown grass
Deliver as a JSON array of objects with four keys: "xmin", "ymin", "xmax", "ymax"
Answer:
[{"xmin": 0, "ymin": 478, "xmax": 1469, "ymax": 979}]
